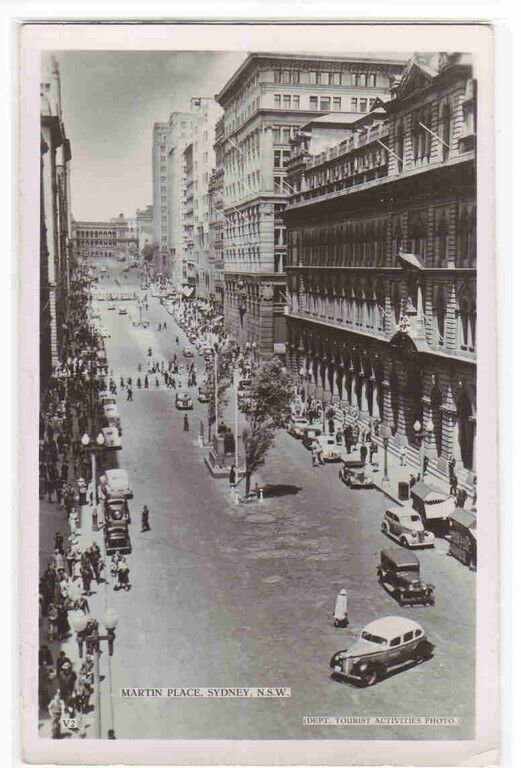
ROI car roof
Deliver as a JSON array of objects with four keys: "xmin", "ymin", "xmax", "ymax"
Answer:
[
  {"xmin": 387, "ymin": 507, "xmax": 417, "ymax": 518},
  {"xmin": 363, "ymin": 616, "xmax": 424, "ymax": 638},
  {"xmin": 106, "ymin": 469, "xmax": 128, "ymax": 481},
  {"xmin": 381, "ymin": 548, "xmax": 420, "ymax": 568}
]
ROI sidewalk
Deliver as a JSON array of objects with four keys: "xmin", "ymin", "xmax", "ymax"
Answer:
[{"xmin": 39, "ymin": 500, "xmax": 108, "ymax": 739}]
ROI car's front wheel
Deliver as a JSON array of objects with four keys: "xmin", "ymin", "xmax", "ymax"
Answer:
[
  {"xmin": 358, "ymin": 663, "xmax": 380, "ymax": 687},
  {"xmin": 381, "ymin": 522, "xmax": 389, "ymax": 534},
  {"xmin": 400, "ymin": 536, "xmax": 409, "ymax": 548}
]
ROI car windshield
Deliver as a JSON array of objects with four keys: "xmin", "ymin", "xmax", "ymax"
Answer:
[
  {"xmin": 361, "ymin": 631, "xmax": 387, "ymax": 645},
  {"xmin": 404, "ymin": 515, "xmax": 421, "ymax": 523}
]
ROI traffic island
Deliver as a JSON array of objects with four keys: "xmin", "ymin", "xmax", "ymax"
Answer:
[{"xmin": 203, "ymin": 432, "xmax": 240, "ymax": 478}]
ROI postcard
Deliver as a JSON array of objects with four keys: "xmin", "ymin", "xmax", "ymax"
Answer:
[{"xmin": 19, "ymin": 20, "xmax": 498, "ymax": 766}]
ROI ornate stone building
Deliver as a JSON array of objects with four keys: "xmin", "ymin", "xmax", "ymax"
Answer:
[
  {"xmin": 215, "ymin": 52, "xmax": 406, "ymax": 358},
  {"xmin": 285, "ymin": 53, "xmax": 476, "ymax": 478},
  {"xmin": 73, "ymin": 214, "xmax": 138, "ymax": 259},
  {"xmin": 40, "ymin": 54, "xmax": 73, "ymax": 391}
]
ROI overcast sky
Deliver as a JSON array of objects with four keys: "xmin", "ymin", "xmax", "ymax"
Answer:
[{"xmin": 55, "ymin": 51, "xmax": 247, "ymax": 221}]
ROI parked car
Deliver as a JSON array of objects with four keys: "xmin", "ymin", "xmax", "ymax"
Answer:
[
  {"xmin": 101, "ymin": 426, "xmax": 122, "ymax": 450},
  {"xmin": 198, "ymin": 386, "xmax": 210, "ymax": 403},
  {"xmin": 176, "ymin": 391, "xmax": 193, "ymax": 410},
  {"xmin": 99, "ymin": 391, "xmax": 117, "ymax": 407},
  {"xmin": 329, "ymin": 616, "xmax": 434, "ymax": 687},
  {"xmin": 302, "ymin": 425, "xmax": 323, "ymax": 450},
  {"xmin": 183, "ymin": 346, "xmax": 194, "ymax": 358},
  {"xmin": 108, "ymin": 303, "xmax": 116, "ymax": 310},
  {"xmin": 99, "ymin": 327, "xmax": 111, "ymax": 339},
  {"xmin": 315, "ymin": 434, "xmax": 345, "ymax": 462},
  {"xmin": 104, "ymin": 497, "xmax": 131, "ymax": 525},
  {"xmin": 104, "ymin": 521, "xmax": 131, "ymax": 555},
  {"xmin": 118, "ymin": 305, "xmax": 127, "ymax": 314},
  {"xmin": 381, "ymin": 507, "xmax": 436, "ymax": 548},
  {"xmin": 377, "ymin": 548, "xmax": 435, "ymax": 606},
  {"xmin": 287, "ymin": 416, "xmax": 310, "ymax": 438},
  {"xmin": 339, "ymin": 459, "xmax": 373, "ymax": 488},
  {"xmin": 103, "ymin": 468, "xmax": 133, "ymax": 499},
  {"xmin": 103, "ymin": 404, "xmax": 121, "ymax": 432}
]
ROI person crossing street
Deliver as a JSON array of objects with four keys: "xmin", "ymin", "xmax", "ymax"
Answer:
[{"xmin": 141, "ymin": 505, "xmax": 151, "ymax": 532}]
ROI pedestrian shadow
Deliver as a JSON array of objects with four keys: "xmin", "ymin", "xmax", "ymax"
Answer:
[{"xmin": 261, "ymin": 484, "xmax": 302, "ymax": 498}]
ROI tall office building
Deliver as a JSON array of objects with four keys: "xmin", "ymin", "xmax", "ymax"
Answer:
[
  {"xmin": 215, "ymin": 52, "xmax": 406, "ymax": 359},
  {"xmin": 152, "ymin": 122, "xmax": 170, "ymax": 273}
]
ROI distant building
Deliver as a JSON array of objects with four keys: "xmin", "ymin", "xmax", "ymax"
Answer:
[
  {"xmin": 215, "ymin": 52, "xmax": 406, "ymax": 358},
  {"xmin": 152, "ymin": 98, "xmax": 221, "ymax": 290},
  {"xmin": 40, "ymin": 54, "xmax": 72, "ymax": 389},
  {"xmin": 284, "ymin": 53, "xmax": 476, "ymax": 479},
  {"xmin": 72, "ymin": 213, "xmax": 138, "ymax": 259}
]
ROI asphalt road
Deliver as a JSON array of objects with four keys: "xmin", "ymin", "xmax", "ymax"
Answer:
[{"xmin": 93, "ymin": 260, "xmax": 475, "ymax": 741}]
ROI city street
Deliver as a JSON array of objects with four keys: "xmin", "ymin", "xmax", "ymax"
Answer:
[{"xmin": 92, "ymin": 261, "xmax": 475, "ymax": 741}]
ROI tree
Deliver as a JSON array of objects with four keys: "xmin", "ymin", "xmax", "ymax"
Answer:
[
  {"xmin": 241, "ymin": 359, "xmax": 294, "ymax": 497},
  {"xmin": 142, "ymin": 243, "xmax": 154, "ymax": 263}
]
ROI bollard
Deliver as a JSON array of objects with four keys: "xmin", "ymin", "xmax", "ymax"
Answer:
[
  {"xmin": 92, "ymin": 505, "xmax": 98, "ymax": 532},
  {"xmin": 233, "ymin": 490, "xmax": 240, "ymax": 505},
  {"xmin": 197, "ymin": 434, "xmax": 203, "ymax": 447},
  {"xmin": 259, "ymin": 488, "xmax": 264, "ymax": 503}
]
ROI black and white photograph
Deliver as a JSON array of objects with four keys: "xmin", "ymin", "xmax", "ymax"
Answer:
[{"xmin": 19, "ymin": 21, "xmax": 497, "ymax": 766}]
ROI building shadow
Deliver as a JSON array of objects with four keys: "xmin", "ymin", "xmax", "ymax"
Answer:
[{"xmin": 261, "ymin": 484, "xmax": 302, "ymax": 498}]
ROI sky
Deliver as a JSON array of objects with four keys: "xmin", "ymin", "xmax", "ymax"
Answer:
[{"xmin": 55, "ymin": 51, "xmax": 247, "ymax": 221}]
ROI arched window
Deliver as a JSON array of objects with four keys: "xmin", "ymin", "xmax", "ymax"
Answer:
[
  {"xmin": 392, "ymin": 283, "xmax": 401, "ymax": 327},
  {"xmin": 431, "ymin": 285, "xmax": 446, "ymax": 347},
  {"xmin": 458, "ymin": 291, "xmax": 476, "ymax": 352},
  {"xmin": 409, "ymin": 209, "xmax": 428, "ymax": 259},
  {"xmin": 375, "ymin": 279, "xmax": 386, "ymax": 332},
  {"xmin": 434, "ymin": 210, "xmax": 449, "ymax": 266},
  {"xmin": 439, "ymin": 102, "xmax": 451, "ymax": 162}
]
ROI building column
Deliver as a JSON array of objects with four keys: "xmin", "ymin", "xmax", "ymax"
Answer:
[
  {"xmin": 360, "ymin": 377, "xmax": 369, "ymax": 416},
  {"xmin": 421, "ymin": 396, "xmax": 438, "ymax": 458}
]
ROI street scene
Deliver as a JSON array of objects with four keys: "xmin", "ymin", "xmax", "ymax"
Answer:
[{"xmin": 38, "ymin": 47, "xmax": 477, "ymax": 742}]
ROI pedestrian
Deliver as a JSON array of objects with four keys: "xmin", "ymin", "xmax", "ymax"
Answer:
[
  {"xmin": 229, "ymin": 465, "xmax": 237, "ymax": 500},
  {"xmin": 48, "ymin": 689, "xmax": 65, "ymax": 739},
  {"xmin": 328, "ymin": 416, "xmax": 335, "ymax": 435},
  {"xmin": 144, "ymin": 375, "xmax": 149, "ymax": 389},
  {"xmin": 155, "ymin": 376, "xmax": 160, "ymax": 387},
  {"xmin": 360, "ymin": 444, "xmax": 368, "ymax": 465},
  {"xmin": 333, "ymin": 588, "xmax": 349, "ymax": 627},
  {"xmin": 369, "ymin": 440, "xmax": 378, "ymax": 464},
  {"xmin": 81, "ymin": 562, "xmax": 93, "ymax": 595},
  {"xmin": 183, "ymin": 414, "xmax": 189, "ymax": 431},
  {"xmin": 141, "ymin": 505, "xmax": 151, "ymax": 532},
  {"xmin": 127, "ymin": 386, "xmax": 133, "ymax": 401},
  {"xmin": 423, "ymin": 455, "xmax": 429, "ymax": 477},
  {"xmin": 54, "ymin": 531, "xmax": 64, "ymax": 554},
  {"xmin": 448, "ymin": 455, "xmax": 456, "ymax": 483},
  {"xmin": 399, "ymin": 445, "xmax": 407, "ymax": 467},
  {"xmin": 316, "ymin": 443, "xmax": 325, "ymax": 465},
  {"xmin": 409, "ymin": 473, "xmax": 417, "ymax": 491},
  {"xmin": 137, "ymin": 377, "xmax": 142, "ymax": 389},
  {"xmin": 456, "ymin": 487, "xmax": 468, "ymax": 509}
]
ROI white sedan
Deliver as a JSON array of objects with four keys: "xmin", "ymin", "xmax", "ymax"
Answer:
[
  {"xmin": 101, "ymin": 427, "xmax": 122, "ymax": 450},
  {"xmin": 103, "ymin": 468, "xmax": 133, "ymax": 498},
  {"xmin": 118, "ymin": 305, "xmax": 127, "ymax": 315}
]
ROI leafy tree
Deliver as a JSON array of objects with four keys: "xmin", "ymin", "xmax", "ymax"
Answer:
[
  {"xmin": 142, "ymin": 243, "xmax": 154, "ymax": 262},
  {"xmin": 240, "ymin": 359, "xmax": 294, "ymax": 497}
]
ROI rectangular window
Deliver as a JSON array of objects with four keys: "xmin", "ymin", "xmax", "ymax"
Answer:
[
  {"xmin": 309, "ymin": 71, "xmax": 318, "ymax": 85},
  {"xmin": 274, "ymin": 94, "xmax": 281, "ymax": 108},
  {"xmin": 332, "ymin": 97, "xmax": 341, "ymax": 111},
  {"xmin": 283, "ymin": 94, "xmax": 291, "ymax": 109},
  {"xmin": 291, "ymin": 71, "xmax": 300, "ymax": 84},
  {"xmin": 351, "ymin": 97, "xmax": 358, "ymax": 111},
  {"xmin": 349, "ymin": 73, "xmax": 358, "ymax": 86},
  {"xmin": 281, "ymin": 70, "xmax": 291, "ymax": 84},
  {"xmin": 360, "ymin": 98, "xmax": 368, "ymax": 112},
  {"xmin": 320, "ymin": 72, "xmax": 329, "ymax": 85},
  {"xmin": 274, "ymin": 149, "xmax": 282, "ymax": 168},
  {"xmin": 309, "ymin": 96, "xmax": 318, "ymax": 110},
  {"xmin": 369, "ymin": 98, "xmax": 376, "ymax": 110},
  {"xmin": 274, "ymin": 176, "xmax": 284, "ymax": 193},
  {"xmin": 282, "ymin": 126, "xmax": 291, "ymax": 143},
  {"xmin": 368, "ymin": 73, "xmax": 376, "ymax": 87},
  {"xmin": 292, "ymin": 95, "xmax": 300, "ymax": 109},
  {"xmin": 359, "ymin": 73, "xmax": 367, "ymax": 87},
  {"xmin": 331, "ymin": 72, "xmax": 341, "ymax": 85},
  {"xmin": 272, "ymin": 127, "xmax": 281, "ymax": 143},
  {"xmin": 320, "ymin": 96, "xmax": 331, "ymax": 111}
]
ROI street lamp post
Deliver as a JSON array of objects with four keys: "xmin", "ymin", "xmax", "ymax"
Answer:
[
  {"xmin": 380, "ymin": 424, "xmax": 391, "ymax": 485},
  {"xmin": 299, "ymin": 366, "xmax": 313, "ymax": 415},
  {"xmin": 413, "ymin": 419, "xmax": 435, "ymax": 481},
  {"xmin": 70, "ymin": 608, "xmax": 119, "ymax": 739},
  {"xmin": 81, "ymin": 431, "xmax": 106, "ymax": 527}
]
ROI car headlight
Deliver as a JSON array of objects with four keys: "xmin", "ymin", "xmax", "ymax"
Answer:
[{"xmin": 411, "ymin": 531, "xmax": 417, "ymax": 537}]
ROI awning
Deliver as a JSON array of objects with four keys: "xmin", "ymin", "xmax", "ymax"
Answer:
[
  {"xmin": 449, "ymin": 508, "xmax": 477, "ymax": 532},
  {"xmin": 411, "ymin": 481, "xmax": 448, "ymax": 503}
]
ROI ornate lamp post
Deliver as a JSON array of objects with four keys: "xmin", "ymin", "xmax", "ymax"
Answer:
[
  {"xmin": 413, "ymin": 418, "xmax": 434, "ymax": 481},
  {"xmin": 70, "ymin": 608, "xmax": 119, "ymax": 739},
  {"xmin": 81, "ymin": 431, "xmax": 105, "ymax": 527},
  {"xmin": 299, "ymin": 365, "xmax": 313, "ymax": 413}
]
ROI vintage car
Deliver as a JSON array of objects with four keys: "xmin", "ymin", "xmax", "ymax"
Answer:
[
  {"xmin": 103, "ymin": 468, "xmax": 133, "ymax": 499},
  {"xmin": 381, "ymin": 507, "xmax": 436, "ymax": 548},
  {"xmin": 103, "ymin": 404, "xmax": 121, "ymax": 432},
  {"xmin": 176, "ymin": 390, "xmax": 193, "ymax": 410},
  {"xmin": 118, "ymin": 305, "xmax": 127, "ymax": 315},
  {"xmin": 104, "ymin": 521, "xmax": 132, "ymax": 555},
  {"xmin": 103, "ymin": 497, "xmax": 131, "ymax": 525},
  {"xmin": 287, "ymin": 416, "xmax": 310, "ymax": 438},
  {"xmin": 197, "ymin": 386, "xmax": 211, "ymax": 403},
  {"xmin": 377, "ymin": 549, "xmax": 435, "ymax": 606},
  {"xmin": 99, "ymin": 391, "xmax": 117, "ymax": 407},
  {"xmin": 101, "ymin": 426, "xmax": 122, "ymax": 450},
  {"xmin": 339, "ymin": 459, "xmax": 373, "ymax": 489},
  {"xmin": 315, "ymin": 434, "xmax": 346, "ymax": 462},
  {"xmin": 302, "ymin": 425, "xmax": 323, "ymax": 450},
  {"xmin": 329, "ymin": 616, "xmax": 434, "ymax": 687}
]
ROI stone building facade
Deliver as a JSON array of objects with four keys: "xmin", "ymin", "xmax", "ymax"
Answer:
[
  {"xmin": 40, "ymin": 54, "xmax": 73, "ymax": 391},
  {"xmin": 73, "ymin": 214, "xmax": 138, "ymax": 259},
  {"xmin": 285, "ymin": 53, "xmax": 476, "ymax": 477},
  {"xmin": 215, "ymin": 53, "xmax": 406, "ymax": 358}
]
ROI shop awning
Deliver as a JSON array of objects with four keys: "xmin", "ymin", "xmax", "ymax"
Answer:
[
  {"xmin": 449, "ymin": 508, "xmax": 477, "ymax": 532},
  {"xmin": 411, "ymin": 481, "xmax": 448, "ymax": 502}
]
